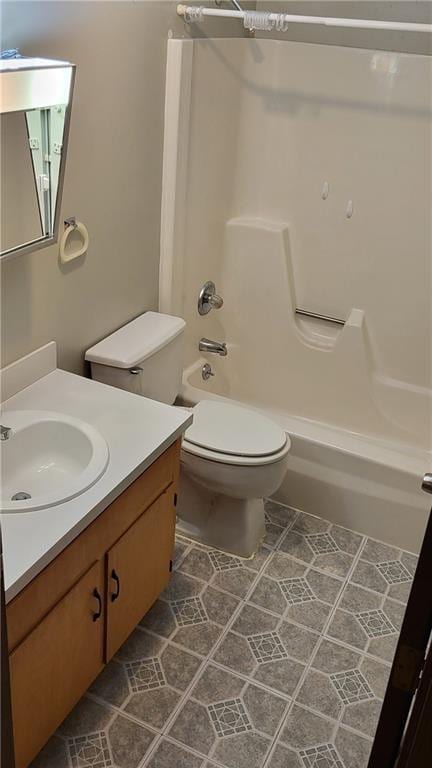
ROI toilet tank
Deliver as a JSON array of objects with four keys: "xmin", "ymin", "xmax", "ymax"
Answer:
[{"xmin": 85, "ymin": 312, "xmax": 186, "ymax": 404}]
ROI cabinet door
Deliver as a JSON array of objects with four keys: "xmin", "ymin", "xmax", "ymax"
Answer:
[
  {"xmin": 10, "ymin": 560, "xmax": 104, "ymax": 768},
  {"xmin": 106, "ymin": 489, "xmax": 176, "ymax": 660}
]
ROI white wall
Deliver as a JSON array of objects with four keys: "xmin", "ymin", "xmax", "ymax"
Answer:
[
  {"xmin": 0, "ymin": 0, "xmax": 248, "ymax": 374},
  {"xmin": 256, "ymin": 1, "xmax": 432, "ymax": 55}
]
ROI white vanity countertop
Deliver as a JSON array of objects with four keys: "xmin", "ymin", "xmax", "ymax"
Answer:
[{"xmin": 0, "ymin": 369, "xmax": 192, "ymax": 603}]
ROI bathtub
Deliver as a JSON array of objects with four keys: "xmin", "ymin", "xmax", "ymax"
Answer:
[{"xmin": 180, "ymin": 358, "xmax": 430, "ymax": 554}]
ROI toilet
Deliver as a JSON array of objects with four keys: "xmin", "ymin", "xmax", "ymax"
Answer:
[{"xmin": 85, "ymin": 312, "xmax": 290, "ymax": 557}]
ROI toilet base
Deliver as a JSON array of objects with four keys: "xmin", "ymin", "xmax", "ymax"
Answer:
[{"xmin": 176, "ymin": 471, "xmax": 265, "ymax": 558}]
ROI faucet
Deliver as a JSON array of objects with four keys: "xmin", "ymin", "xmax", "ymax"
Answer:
[
  {"xmin": 199, "ymin": 338, "xmax": 228, "ymax": 357},
  {"xmin": 0, "ymin": 425, "xmax": 12, "ymax": 441}
]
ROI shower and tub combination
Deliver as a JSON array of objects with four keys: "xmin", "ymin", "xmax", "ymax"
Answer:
[{"xmin": 159, "ymin": 27, "xmax": 432, "ymax": 554}]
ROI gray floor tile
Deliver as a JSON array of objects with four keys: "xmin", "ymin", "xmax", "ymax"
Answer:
[
  {"xmin": 250, "ymin": 564, "xmax": 342, "ymax": 634},
  {"xmin": 91, "ymin": 627, "xmax": 202, "ymax": 730},
  {"xmin": 311, "ymin": 638, "xmax": 362, "ymax": 675},
  {"xmin": 334, "ymin": 725, "xmax": 373, "ymax": 768},
  {"xmin": 359, "ymin": 656, "xmax": 391, "ymax": 699},
  {"xmin": 59, "ymin": 701, "xmax": 155, "ymax": 768},
  {"xmin": 214, "ymin": 632, "xmax": 257, "ymax": 676},
  {"xmin": 272, "ymin": 701, "xmax": 375, "ymax": 768},
  {"xmin": 266, "ymin": 743, "xmax": 303, "ymax": 767},
  {"xmin": 279, "ymin": 530, "xmax": 315, "ymax": 563},
  {"xmin": 140, "ymin": 599, "xmax": 177, "ymax": 638},
  {"xmin": 30, "ymin": 513, "xmax": 398, "ymax": 768},
  {"xmin": 286, "ymin": 599, "xmax": 333, "ymax": 633},
  {"xmin": 169, "ymin": 663, "xmax": 286, "ymax": 767},
  {"xmin": 279, "ymin": 515, "xmax": 364, "ymax": 579},
  {"xmin": 279, "ymin": 703, "xmax": 335, "ymax": 750},
  {"xmin": 250, "ymin": 576, "xmax": 287, "ymax": 615},
  {"xmin": 213, "ymin": 732, "xmax": 271, "ymax": 768},
  {"xmin": 264, "ymin": 500, "xmax": 298, "ymax": 529},
  {"xmin": 173, "ymin": 539, "xmax": 190, "ymax": 570},
  {"xmin": 30, "ymin": 736, "xmax": 70, "ymax": 768},
  {"xmin": 89, "ymin": 659, "xmax": 130, "ymax": 708},
  {"xmin": 313, "ymin": 551, "xmax": 354, "ymax": 578},
  {"xmin": 108, "ymin": 715, "xmax": 155, "ymax": 767},
  {"xmin": 350, "ymin": 560, "xmax": 389, "ymax": 594},
  {"xmin": 361, "ymin": 539, "xmax": 401, "ymax": 564},
  {"xmin": 296, "ymin": 669, "xmax": 343, "ymax": 719},
  {"xmin": 326, "ymin": 609, "xmax": 369, "ymax": 651},
  {"xmin": 216, "ymin": 603, "xmax": 319, "ymax": 687},
  {"xmin": 349, "ymin": 539, "xmax": 415, "ymax": 607},
  {"xmin": 178, "ymin": 544, "xmax": 265, "ymax": 599},
  {"xmin": 367, "ymin": 633, "xmax": 399, "ymax": 662},
  {"xmin": 265, "ymin": 522, "xmax": 287, "ymax": 549},
  {"xmin": 124, "ymin": 686, "xmax": 181, "ymax": 730},
  {"xmin": 293, "ymin": 512, "xmax": 329, "ymax": 535},
  {"xmin": 253, "ymin": 656, "xmax": 305, "ymax": 696},
  {"xmin": 331, "ymin": 526, "xmax": 364, "ymax": 556},
  {"xmin": 339, "ymin": 583, "xmax": 383, "ymax": 614},
  {"xmin": 278, "ymin": 619, "xmax": 320, "ymax": 663},
  {"xmin": 145, "ymin": 738, "xmax": 204, "ymax": 767},
  {"xmin": 59, "ymin": 696, "xmax": 113, "ymax": 738},
  {"xmin": 232, "ymin": 603, "xmax": 279, "ymax": 636},
  {"xmin": 169, "ymin": 698, "xmax": 215, "ymax": 756},
  {"xmin": 142, "ymin": 577, "xmax": 240, "ymax": 657},
  {"xmin": 264, "ymin": 552, "xmax": 306, "ymax": 581},
  {"xmin": 341, "ymin": 698, "xmax": 383, "ymax": 737}
]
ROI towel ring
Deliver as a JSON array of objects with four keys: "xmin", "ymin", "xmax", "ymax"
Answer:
[{"xmin": 59, "ymin": 217, "xmax": 89, "ymax": 263}]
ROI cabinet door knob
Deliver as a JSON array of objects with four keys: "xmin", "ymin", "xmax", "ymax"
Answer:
[
  {"xmin": 111, "ymin": 569, "xmax": 121, "ymax": 602},
  {"xmin": 92, "ymin": 588, "xmax": 102, "ymax": 622}
]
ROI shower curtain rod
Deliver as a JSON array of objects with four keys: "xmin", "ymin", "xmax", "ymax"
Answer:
[{"xmin": 176, "ymin": 4, "xmax": 432, "ymax": 33}]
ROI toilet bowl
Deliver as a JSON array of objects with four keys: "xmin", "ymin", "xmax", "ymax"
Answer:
[
  {"xmin": 85, "ymin": 312, "xmax": 290, "ymax": 557},
  {"xmin": 177, "ymin": 400, "xmax": 290, "ymax": 556}
]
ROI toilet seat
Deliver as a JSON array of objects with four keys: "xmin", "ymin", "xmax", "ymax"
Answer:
[{"xmin": 182, "ymin": 400, "xmax": 289, "ymax": 466}]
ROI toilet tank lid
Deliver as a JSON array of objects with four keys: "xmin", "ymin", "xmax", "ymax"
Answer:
[{"xmin": 85, "ymin": 312, "xmax": 185, "ymax": 368}]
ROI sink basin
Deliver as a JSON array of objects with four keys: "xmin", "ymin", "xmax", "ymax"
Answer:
[{"xmin": 0, "ymin": 410, "xmax": 109, "ymax": 512}]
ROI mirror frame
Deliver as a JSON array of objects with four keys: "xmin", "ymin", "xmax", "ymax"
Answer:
[{"xmin": 0, "ymin": 59, "xmax": 76, "ymax": 261}]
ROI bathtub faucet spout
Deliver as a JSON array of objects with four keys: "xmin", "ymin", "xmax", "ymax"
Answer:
[{"xmin": 199, "ymin": 338, "xmax": 228, "ymax": 357}]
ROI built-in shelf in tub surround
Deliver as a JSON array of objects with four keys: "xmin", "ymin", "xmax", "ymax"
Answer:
[{"xmin": 0, "ymin": 343, "xmax": 192, "ymax": 602}]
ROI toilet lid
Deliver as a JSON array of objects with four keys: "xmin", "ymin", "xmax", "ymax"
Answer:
[{"xmin": 184, "ymin": 400, "xmax": 287, "ymax": 458}]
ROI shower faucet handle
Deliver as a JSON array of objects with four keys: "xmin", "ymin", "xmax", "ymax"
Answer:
[
  {"xmin": 209, "ymin": 292, "xmax": 224, "ymax": 310},
  {"xmin": 198, "ymin": 281, "xmax": 224, "ymax": 315}
]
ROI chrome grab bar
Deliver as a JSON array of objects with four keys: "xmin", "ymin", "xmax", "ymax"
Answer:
[{"xmin": 295, "ymin": 308, "xmax": 345, "ymax": 326}]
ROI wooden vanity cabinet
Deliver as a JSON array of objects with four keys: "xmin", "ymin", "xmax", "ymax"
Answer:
[
  {"xmin": 106, "ymin": 489, "xmax": 175, "ymax": 661},
  {"xmin": 6, "ymin": 439, "xmax": 181, "ymax": 768},
  {"xmin": 9, "ymin": 561, "xmax": 105, "ymax": 768}
]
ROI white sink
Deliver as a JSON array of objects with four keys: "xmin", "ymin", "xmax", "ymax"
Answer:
[{"xmin": 0, "ymin": 410, "xmax": 109, "ymax": 512}]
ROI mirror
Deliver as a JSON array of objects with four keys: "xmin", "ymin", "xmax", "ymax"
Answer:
[{"xmin": 0, "ymin": 58, "xmax": 75, "ymax": 260}]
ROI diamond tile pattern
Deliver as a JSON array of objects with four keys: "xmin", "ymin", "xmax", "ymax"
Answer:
[
  {"xmin": 306, "ymin": 533, "xmax": 339, "ymax": 555},
  {"xmin": 330, "ymin": 669, "xmax": 374, "ymax": 704},
  {"xmin": 125, "ymin": 658, "xmax": 165, "ymax": 692},
  {"xmin": 68, "ymin": 732, "xmax": 112, "ymax": 768},
  {"xmin": 357, "ymin": 609, "xmax": 395, "ymax": 638},
  {"xmin": 208, "ymin": 698, "xmax": 253, "ymax": 737},
  {"xmin": 280, "ymin": 577, "xmax": 316, "ymax": 605},
  {"xmin": 376, "ymin": 560, "xmax": 412, "ymax": 584},
  {"xmin": 248, "ymin": 632, "xmax": 288, "ymax": 663},
  {"xmin": 208, "ymin": 549, "xmax": 244, "ymax": 572},
  {"xmin": 32, "ymin": 501, "xmax": 416, "ymax": 768},
  {"xmin": 300, "ymin": 744, "xmax": 344, "ymax": 768},
  {"xmin": 171, "ymin": 596, "xmax": 208, "ymax": 626}
]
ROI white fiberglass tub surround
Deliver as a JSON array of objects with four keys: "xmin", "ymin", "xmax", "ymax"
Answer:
[{"xmin": 160, "ymin": 38, "xmax": 432, "ymax": 553}]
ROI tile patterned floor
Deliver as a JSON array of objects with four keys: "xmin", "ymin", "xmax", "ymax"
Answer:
[{"xmin": 31, "ymin": 501, "xmax": 418, "ymax": 768}]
